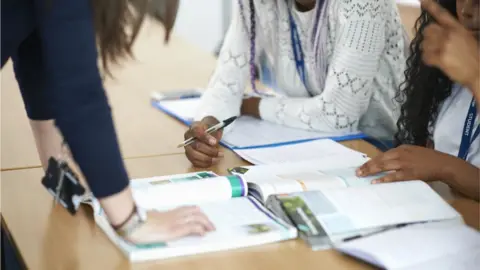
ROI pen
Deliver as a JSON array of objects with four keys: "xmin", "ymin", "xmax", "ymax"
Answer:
[{"xmin": 177, "ymin": 116, "xmax": 237, "ymax": 148}]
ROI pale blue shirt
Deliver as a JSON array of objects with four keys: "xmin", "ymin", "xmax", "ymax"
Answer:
[{"xmin": 433, "ymin": 86, "xmax": 480, "ymax": 167}]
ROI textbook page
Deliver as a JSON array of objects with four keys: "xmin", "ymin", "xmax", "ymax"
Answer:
[
  {"xmin": 129, "ymin": 173, "xmax": 248, "ymax": 210},
  {"xmin": 92, "ymin": 196, "xmax": 297, "ymax": 262},
  {"xmin": 234, "ymin": 139, "xmax": 366, "ymax": 165},
  {"xmin": 273, "ymin": 181, "xmax": 461, "ymax": 243},
  {"xmin": 336, "ymin": 222, "xmax": 480, "ymax": 270},
  {"xmin": 235, "ymin": 155, "xmax": 374, "ymax": 202}
]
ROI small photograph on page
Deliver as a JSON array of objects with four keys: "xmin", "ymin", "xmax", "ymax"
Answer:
[
  {"xmin": 229, "ymin": 167, "xmax": 249, "ymax": 175},
  {"xmin": 243, "ymin": 223, "xmax": 276, "ymax": 235}
]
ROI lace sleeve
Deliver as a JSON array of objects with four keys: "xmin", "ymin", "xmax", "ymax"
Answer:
[
  {"xmin": 259, "ymin": 0, "xmax": 387, "ymax": 133},
  {"xmin": 195, "ymin": 0, "xmax": 260, "ymax": 125}
]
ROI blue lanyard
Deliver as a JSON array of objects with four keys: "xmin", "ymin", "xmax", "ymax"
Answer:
[
  {"xmin": 458, "ymin": 97, "xmax": 480, "ymax": 160},
  {"xmin": 287, "ymin": 8, "xmax": 309, "ymax": 93}
]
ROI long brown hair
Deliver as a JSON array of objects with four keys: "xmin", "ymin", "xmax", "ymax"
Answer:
[{"xmin": 92, "ymin": 0, "xmax": 179, "ymax": 75}]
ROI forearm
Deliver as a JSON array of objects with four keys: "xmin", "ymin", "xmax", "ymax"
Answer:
[
  {"xmin": 35, "ymin": 0, "xmax": 135, "ymax": 225},
  {"xmin": 258, "ymin": 95, "xmax": 363, "ymax": 133},
  {"xmin": 439, "ymin": 157, "xmax": 480, "ymax": 201},
  {"xmin": 30, "ymin": 120, "xmax": 64, "ymax": 171}
]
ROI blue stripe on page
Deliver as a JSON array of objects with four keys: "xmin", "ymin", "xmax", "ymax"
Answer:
[
  {"xmin": 246, "ymin": 196, "xmax": 290, "ymax": 231},
  {"xmin": 151, "ymin": 100, "xmax": 193, "ymax": 126},
  {"xmin": 228, "ymin": 133, "xmax": 367, "ymax": 150}
]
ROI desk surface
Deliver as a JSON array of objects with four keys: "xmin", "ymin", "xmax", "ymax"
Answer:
[
  {"xmin": 0, "ymin": 20, "xmax": 216, "ymax": 170},
  {"xmin": 2, "ymin": 142, "xmax": 479, "ymax": 270}
]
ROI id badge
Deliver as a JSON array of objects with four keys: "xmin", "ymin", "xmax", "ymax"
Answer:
[{"xmin": 41, "ymin": 157, "xmax": 86, "ymax": 215}]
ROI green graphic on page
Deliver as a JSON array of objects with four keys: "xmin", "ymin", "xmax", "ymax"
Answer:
[
  {"xmin": 245, "ymin": 223, "xmax": 274, "ymax": 234},
  {"xmin": 150, "ymin": 172, "xmax": 217, "ymax": 185}
]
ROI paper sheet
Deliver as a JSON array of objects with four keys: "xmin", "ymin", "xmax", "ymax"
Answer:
[
  {"xmin": 234, "ymin": 139, "xmax": 366, "ymax": 165},
  {"xmin": 318, "ymin": 181, "xmax": 461, "ymax": 234},
  {"xmin": 336, "ymin": 222, "xmax": 480, "ymax": 270},
  {"xmin": 222, "ymin": 116, "xmax": 359, "ymax": 148}
]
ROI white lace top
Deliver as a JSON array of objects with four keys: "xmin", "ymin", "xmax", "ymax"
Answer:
[{"xmin": 196, "ymin": 0, "xmax": 408, "ymax": 139}]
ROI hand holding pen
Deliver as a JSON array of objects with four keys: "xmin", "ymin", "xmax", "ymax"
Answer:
[{"xmin": 182, "ymin": 116, "xmax": 237, "ymax": 168}]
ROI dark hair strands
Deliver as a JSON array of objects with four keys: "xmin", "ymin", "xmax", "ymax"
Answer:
[
  {"xmin": 394, "ymin": 0, "xmax": 457, "ymax": 147},
  {"xmin": 92, "ymin": 0, "xmax": 148, "ymax": 77},
  {"xmin": 91, "ymin": 0, "xmax": 180, "ymax": 77}
]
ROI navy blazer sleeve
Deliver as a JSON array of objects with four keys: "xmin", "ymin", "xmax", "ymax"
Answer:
[{"xmin": 33, "ymin": 0, "xmax": 129, "ymax": 198}]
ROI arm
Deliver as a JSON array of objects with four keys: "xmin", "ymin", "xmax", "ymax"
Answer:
[
  {"xmin": 195, "ymin": 0, "xmax": 258, "ymax": 125},
  {"xmin": 34, "ymin": 0, "xmax": 133, "ymax": 224},
  {"xmin": 357, "ymin": 145, "xmax": 480, "ymax": 201},
  {"xmin": 439, "ymin": 157, "xmax": 480, "ymax": 201},
  {"xmin": 258, "ymin": 0, "xmax": 387, "ymax": 132}
]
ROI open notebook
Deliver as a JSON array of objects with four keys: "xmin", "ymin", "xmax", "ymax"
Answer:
[
  {"xmin": 152, "ymin": 97, "xmax": 365, "ymax": 149},
  {"xmin": 82, "ymin": 172, "xmax": 297, "ymax": 262},
  {"xmin": 335, "ymin": 221, "xmax": 480, "ymax": 270}
]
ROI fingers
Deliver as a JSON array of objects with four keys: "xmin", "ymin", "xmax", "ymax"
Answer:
[
  {"xmin": 184, "ymin": 121, "xmax": 224, "ymax": 168},
  {"xmin": 170, "ymin": 206, "xmax": 215, "ymax": 238},
  {"xmin": 371, "ymin": 170, "xmax": 410, "ymax": 184},
  {"xmin": 192, "ymin": 140, "xmax": 221, "ymax": 157},
  {"xmin": 420, "ymin": 0, "xmax": 463, "ymax": 30},
  {"xmin": 188, "ymin": 123, "xmax": 218, "ymax": 146},
  {"xmin": 185, "ymin": 144, "xmax": 222, "ymax": 168},
  {"xmin": 175, "ymin": 206, "xmax": 216, "ymax": 231},
  {"xmin": 356, "ymin": 150, "xmax": 402, "ymax": 176},
  {"xmin": 421, "ymin": 24, "xmax": 445, "ymax": 66}
]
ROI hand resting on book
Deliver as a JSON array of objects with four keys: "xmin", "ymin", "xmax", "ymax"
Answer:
[{"xmin": 126, "ymin": 206, "xmax": 215, "ymax": 244}]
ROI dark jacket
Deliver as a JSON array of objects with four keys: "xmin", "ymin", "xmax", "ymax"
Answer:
[{"xmin": 1, "ymin": 0, "xmax": 129, "ymax": 198}]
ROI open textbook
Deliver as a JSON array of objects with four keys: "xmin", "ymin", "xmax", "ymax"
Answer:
[
  {"xmin": 228, "ymin": 157, "xmax": 463, "ymax": 250},
  {"xmin": 335, "ymin": 221, "xmax": 480, "ymax": 270},
  {"xmin": 266, "ymin": 181, "xmax": 462, "ymax": 251},
  {"xmin": 82, "ymin": 172, "xmax": 297, "ymax": 262}
]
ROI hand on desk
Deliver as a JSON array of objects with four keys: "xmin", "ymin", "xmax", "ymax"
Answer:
[
  {"xmin": 356, "ymin": 145, "xmax": 455, "ymax": 184},
  {"xmin": 184, "ymin": 116, "xmax": 224, "ymax": 168},
  {"xmin": 126, "ymin": 206, "xmax": 215, "ymax": 243}
]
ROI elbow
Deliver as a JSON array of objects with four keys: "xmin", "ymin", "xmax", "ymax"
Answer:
[{"xmin": 51, "ymin": 80, "xmax": 112, "ymax": 129}]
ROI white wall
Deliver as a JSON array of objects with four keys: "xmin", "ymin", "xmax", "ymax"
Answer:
[{"xmin": 172, "ymin": 0, "xmax": 231, "ymax": 53}]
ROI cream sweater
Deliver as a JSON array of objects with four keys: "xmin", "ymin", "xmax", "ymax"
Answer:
[{"xmin": 196, "ymin": 0, "xmax": 408, "ymax": 139}]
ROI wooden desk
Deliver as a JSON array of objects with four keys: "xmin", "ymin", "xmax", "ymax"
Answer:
[
  {"xmin": 0, "ymin": 19, "xmax": 217, "ymax": 170},
  {"xmin": 2, "ymin": 143, "xmax": 479, "ymax": 270}
]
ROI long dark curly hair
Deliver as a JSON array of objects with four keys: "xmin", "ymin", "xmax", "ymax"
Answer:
[{"xmin": 394, "ymin": 0, "xmax": 457, "ymax": 147}]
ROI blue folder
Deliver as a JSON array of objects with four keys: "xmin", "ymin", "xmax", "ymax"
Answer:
[{"xmin": 151, "ymin": 99, "xmax": 378, "ymax": 151}]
